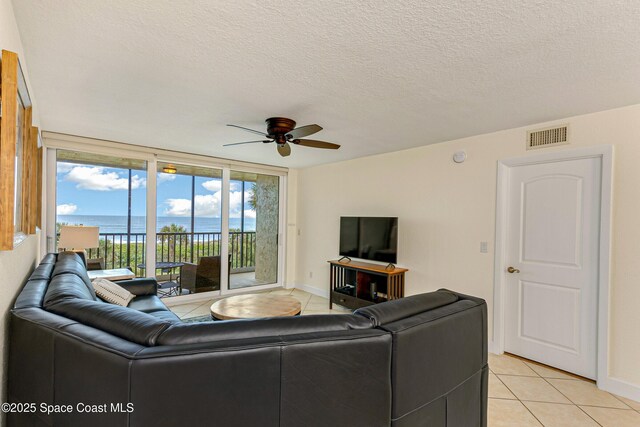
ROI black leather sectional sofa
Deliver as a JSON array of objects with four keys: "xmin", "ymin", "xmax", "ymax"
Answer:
[{"xmin": 8, "ymin": 252, "xmax": 487, "ymax": 427}]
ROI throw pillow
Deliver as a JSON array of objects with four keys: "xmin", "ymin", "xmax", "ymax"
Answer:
[{"xmin": 92, "ymin": 278, "xmax": 135, "ymax": 307}]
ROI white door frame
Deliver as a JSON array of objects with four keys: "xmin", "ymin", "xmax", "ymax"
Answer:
[{"xmin": 492, "ymin": 145, "xmax": 613, "ymax": 386}]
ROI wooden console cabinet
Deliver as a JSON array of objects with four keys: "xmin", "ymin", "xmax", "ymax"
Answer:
[{"xmin": 328, "ymin": 259, "xmax": 407, "ymax": 310}]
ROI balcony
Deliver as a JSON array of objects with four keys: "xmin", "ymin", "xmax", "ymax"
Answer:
[{"xmin": 60, "ymin": 231, "xmax": 257, "ymax": 289}]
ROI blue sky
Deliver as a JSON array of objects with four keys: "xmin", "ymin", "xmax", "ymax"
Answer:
[{"xmin": 56, "ymin": 162, "xmax": 255, "ymax": 219}]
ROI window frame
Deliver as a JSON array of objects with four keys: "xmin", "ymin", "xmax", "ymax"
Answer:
[
  {"xmin": 0, "ymin": 49, "xmax": 35, "ymax": 250},
  {"xmin": 44, "ymin": 136, "xmax": 288, "ymax": 300}
]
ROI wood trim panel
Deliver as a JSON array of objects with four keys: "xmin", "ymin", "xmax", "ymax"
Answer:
[
  {"xmin": 36, "ymin": 146, "xmax": 43, "ymax": 229},
  {"xmin": 20, "ymin": 107, "xmax": 32, "ymax": 233},
  {"xmin": 0, "ymin": 50, "xmax": 18, "ymax": 250},
  {"xmin": 27, "ymin": 126, "xmax": 39, "ymax": 233}
]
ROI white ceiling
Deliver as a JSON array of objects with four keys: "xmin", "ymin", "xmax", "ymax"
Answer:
[{"xmin": 11, "ymin": 0, "xmax": 640, "ymax": 168}]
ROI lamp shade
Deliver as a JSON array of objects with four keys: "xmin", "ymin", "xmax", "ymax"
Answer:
[{"xmin": 58, "ymin": 226, "xmax": 100, "ymax": 249}]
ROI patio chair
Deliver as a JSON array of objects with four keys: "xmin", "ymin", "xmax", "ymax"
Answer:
[
  {"xmin": 178, "ymin": 256, "xmax": 222, "ymax": 294},
  {"xmin": 157, "ymin": 280, "xmax": 181, "ymax": 297}
]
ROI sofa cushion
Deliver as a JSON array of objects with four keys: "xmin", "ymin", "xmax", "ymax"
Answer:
[
  {"xmin": 40, "ymin": 253, "xmax": 57, "ymax": 264},
  {"xmin": 52, "ymin": 255, "xmax": 97, "ymax": 300},
  {"xmin": 43, "ymin": 274, "xmax": 98, "ymax": 308},
  {"xmin": 92, "ymin": 278, "xmax": 135, "ymax": 306},
  {"xmin": 157, "ymin": 314, "xmax": 374, "ymax": 346},
  {"xmin": 14, "ymin": 279, "xmax": 48, "ymax": 309},
  {"xmin": 46, "ymin": 299, "xmax": 171, "ymax": 346},
  {"xmin": 113, "ymin": 278, "xmax": 158, "ymax": 296},
  {"xmin": 354, "ymin": 290, "xmax": 459, "ymax": 326},
  {"xmin": 28, "ymin": 262, "xmax": 55, "ymax": 281},
  {"xmin": 127, "ymin": 295, "xmax": 168, "ymax": 313}
]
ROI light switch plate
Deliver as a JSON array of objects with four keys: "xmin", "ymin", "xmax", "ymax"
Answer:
[{"xmin": 480, "ymin": 241, "xmax": 488, "ymax": 253}]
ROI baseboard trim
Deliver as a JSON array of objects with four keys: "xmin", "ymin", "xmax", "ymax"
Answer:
[
  {"xmin": 294, "ymin": 283, "xmax": 329, "ymax": 299},
  {"xmin": 598, "ymin": 375, "xmax": 640, "ymax": 403}
]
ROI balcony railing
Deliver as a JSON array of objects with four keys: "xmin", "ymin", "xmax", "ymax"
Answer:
[{"xmin": 58, "ymin": 231, "xmax": 256, "ymax": 277}]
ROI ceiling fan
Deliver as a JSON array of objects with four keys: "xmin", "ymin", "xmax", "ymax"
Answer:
[{"xmin": 224, "ymin": 117, "xmax": 340, "ymax": 157}]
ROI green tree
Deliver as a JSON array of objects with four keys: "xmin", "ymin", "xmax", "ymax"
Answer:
[
  {"xmin": 158, "ymin": 223, "xmax": 188, "ymax": 261},
  {"xmin": 160, "ymin": 223, "xmax": 187, "ymax": 234},
  {"xmin": 247, "ymin": 182, "xmax": 257, "ymax": 211}
]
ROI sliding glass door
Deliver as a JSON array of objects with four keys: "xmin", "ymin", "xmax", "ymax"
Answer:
[
  {"xmin": 48, "ymin": 145, "xmax": 286, "ymax": 298},
  {"xmin": 229, "ymin": 170, "xmax": 280, "ymax": 289},
  {"xmin": 155, "ymin": 162, "xmax": 223, "ymax": 297},
  {"xmin": 54, "ymin": 150, "xmax": 147, "ymax": 275}
]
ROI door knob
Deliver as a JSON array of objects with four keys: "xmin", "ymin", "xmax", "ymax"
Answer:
[{"xmin": 507, "ymin": 266, "xmax": 520, "ymax": 274}]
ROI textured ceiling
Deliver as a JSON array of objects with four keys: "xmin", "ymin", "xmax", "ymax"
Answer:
[{"xmin": 11, "ymin": 0, "xmax": 640, "ymax": 167}]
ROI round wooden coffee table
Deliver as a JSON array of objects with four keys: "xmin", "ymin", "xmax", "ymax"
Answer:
[{"xmin": 210, "ymin": 294, "xmax": 302, "ymax": 320}]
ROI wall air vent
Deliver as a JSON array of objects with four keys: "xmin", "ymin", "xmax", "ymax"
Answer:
[{"xmin": 527, "ymin": 125, "xmax": 569, "ymax": 150}]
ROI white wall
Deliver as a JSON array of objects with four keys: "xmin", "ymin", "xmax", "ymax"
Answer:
[
  {"xmin": 0, "ymin": 234, "xmax": 40, "ymax": 403},
  {"xmin": 292, "ymin": 103, "xmax": 640, "ymax": 392},
  {"xmin": 285, "ymin": 169, "xmax": 298, "ymax": 287},
  {"xmin": 0, "ymin": 0, "xmax": 41, "ymax": 424}
]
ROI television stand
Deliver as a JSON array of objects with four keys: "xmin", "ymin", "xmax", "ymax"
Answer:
[
  {"xmin": 338, "ymin": 256, "xmax": 351, "ymax": 263},
  {"xmin": 328, "ymin": 259, "xmax": 408, "ymax": 310}
]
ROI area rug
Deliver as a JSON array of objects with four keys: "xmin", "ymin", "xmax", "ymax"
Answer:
[{"xmin": 181, "ymin": 315, "xmax": 213, "ymax": 323}]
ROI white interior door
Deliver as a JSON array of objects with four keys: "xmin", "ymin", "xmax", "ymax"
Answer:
[{"xmin": 504, "ymin": 157, "xmax": 601, "ymax": 379}]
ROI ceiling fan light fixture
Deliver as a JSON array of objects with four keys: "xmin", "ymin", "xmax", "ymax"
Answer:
[
  {"xmin": 162, "ymin": 165, "xmax": 177, "ymax": 174},
  {"xmin": 224, "ymin": 117, "xmax": 339, "ymax": 157}
]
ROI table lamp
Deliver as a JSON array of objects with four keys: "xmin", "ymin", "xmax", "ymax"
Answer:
[{"xmin": 58, "ymin": 226, "xmax": 100, "ymax": 267}]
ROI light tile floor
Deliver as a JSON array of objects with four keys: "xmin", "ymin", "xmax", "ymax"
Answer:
[
  {"xmin": 170, "ymin": 290, "xmax": 640, "ymax": 426},
  {"xmin": 488, "ymin": 353, "xmax": 640, "ymax": 426}
]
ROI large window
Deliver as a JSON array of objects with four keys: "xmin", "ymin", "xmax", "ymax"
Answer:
[
  {"xmin": 49, "ymin": 143, "xmax": 286, "ymax": 298},
  {"xmin": 55, "ymin": 150, "xmax": 147, "ymax": 275}
]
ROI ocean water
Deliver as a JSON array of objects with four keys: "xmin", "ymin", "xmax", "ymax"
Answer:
[{"xmin": 57, "ymin": 215, "xmax": 256, "ymax": 234}]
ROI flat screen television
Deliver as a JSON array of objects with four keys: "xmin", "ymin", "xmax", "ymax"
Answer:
[{"xmin": 339, "ymin": 216, "xmax": 398, "ymax": 263}]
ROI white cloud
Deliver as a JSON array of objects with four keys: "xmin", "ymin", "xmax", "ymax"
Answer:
[
  {"xmin": 195, "ymin": 194, "xmax": 221, "ymax": 216},
  {"xmin": 158, "ymin": 173, "xmax": 177, "ymax": 183},
  {"xmin": 229, "ymin": 191, "xmax": 244, "ymax": 217},
  {"xmin": 164, "ymin": 198, "xmax": 192, "ymax": 216},
  {"xmin": 165, "ymin": 194, "xmax": 221, "ymax": 217},
  {"xmin": 163, "ymin": 189, "xmax": 254, "ymax": 218},
  {"xmin": 56, "ymin": 162, "xmax": 76, "ymax": 174},
  {"xmin": 202, "ymin": 179, "xmax": 221, "ymax": 192},
  {"xmin": 64, "ymin": 166, "xmax": 146, "ymax": 191},
  {"xmin": 57, "ymin": 203, "xmax": 78, "ymax": 215}
]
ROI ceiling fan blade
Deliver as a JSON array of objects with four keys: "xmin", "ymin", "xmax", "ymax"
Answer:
[
  {"xmin": 223, "ymin": 140, "xmax": 271, "ymax": 147},
  {"xmin": 227, "ymin": 124, "xmax": 269, "ymax": 137},
  {"xmin": 277, "ymin": 143, "xmax": 291, "ymax": 157},
  {"xmin": 286, "ymin": 124, "xmax": 323, "ymax": 139},
  {"xmin": 292, "ymin": 139, "xmax": 340, "ymax": 149}
]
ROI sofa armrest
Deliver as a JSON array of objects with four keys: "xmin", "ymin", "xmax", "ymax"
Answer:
[
  {"xmin": 358, "ymin": 289, "xmax": 487, "ymax": 425},
  {"xmin": 114, "ymin": 278, "xmax": 158, "ymax": 296},
  {"xmin": 354, "ymin": 289, "xmax": 460, "ymax": 326}
]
